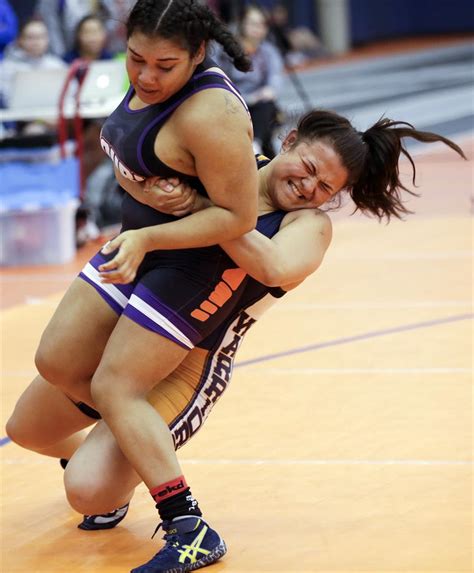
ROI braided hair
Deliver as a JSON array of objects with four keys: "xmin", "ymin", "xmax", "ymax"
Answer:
[
  {"xmin": 126, "ymin": 0, "xmax": 251, "ymax": 72},
  {"xmin": 293, "ymin": 110, "xmax": 466, "ymax": 221}
]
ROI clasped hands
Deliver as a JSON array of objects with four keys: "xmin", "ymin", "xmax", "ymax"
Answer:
[{"xmin": 99, "ymin": 176, "xmax": 197, "ymax": 284}]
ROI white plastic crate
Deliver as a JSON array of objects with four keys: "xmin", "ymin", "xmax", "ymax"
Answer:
[
  {"xmin": 0, "ymin": 149, "xmax": 80, "ymax": 266},
  {"xmin": 0, "ymin": 198, "xmax": 79, "ymax": 266}
]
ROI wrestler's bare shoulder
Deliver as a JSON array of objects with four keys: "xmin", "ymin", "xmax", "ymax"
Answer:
[
  {"xmin": 281, "ymin": 208, "xmax": 332, "ymax": 230},
  {"xmin": 174, "ymin": 88, "xmax": 252, "ymax": 133}
]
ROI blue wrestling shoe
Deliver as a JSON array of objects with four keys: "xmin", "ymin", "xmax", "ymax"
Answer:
[
  {"xmin": 78, "ymin": 503, "xmax": 130, "ymax": 530},
  {"xmin": 131, "ymin": 515, "xmax": 227, "ymax": 573}
]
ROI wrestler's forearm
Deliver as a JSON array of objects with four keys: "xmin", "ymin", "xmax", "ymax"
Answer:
[{"xmin": 140, "ymin": 204, "xmax": 254, "ymax": 250}]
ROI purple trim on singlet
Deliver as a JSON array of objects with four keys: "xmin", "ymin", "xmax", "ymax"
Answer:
[
  {"xmin": 192, "ymin": 70, "xmax": 220, "ymax": 81},
  {"xmin": 79, "ymin": 273, "xmax": 125, "ymax": 316},
  {"xmin": 135, "ymin": 94, "xmax": 191, "ymax": 176},
  {"xmin": 197, "ymin": 82, "xmax": 244, "ymax": 90},
  {"xmin": 123, "ymin": 86, "xmax": 145, "ymax": 114},
  {"xmin": 123, "ymin": 305, "xmax": 192, "ymax": 349},
  {"xmin": 79, "ymin": 253, "xmax": 135, "ymax": 315},
  {"xmin": 123, "ymin": 283, "xmax": 202, "ymax": 347},
  {"xmin": 134, "ymin": 81, "xmax": 247, "ymax": 177},
  {"xmin": 121, "ymin": 70, "xmax": 242, "ymax": 113},
  {"xmin": 191, "ymin": 71, "xmax": 248, "ymax": 110},
  {"xmin": 193, "ymin": 70, "xmax": 235, "ymax": 83}
]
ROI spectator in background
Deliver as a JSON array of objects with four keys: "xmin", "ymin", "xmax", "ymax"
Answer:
[
  {"xmin": 0, "ymin": 0, "xmax": 18, "ymax": 59},
  {"xmin": 0, "ymin": 17, "xmax": 65, "ymax": 137},
  {"xmin": 63, "ymin": 14, "xmax": 113, "ymax": 64},
  {"xmin": 61, "ymin": 14, "xmax": 118, "ymax": 245},
  {"xmin": 215, "ymin": 4, "xmax": 284, "ymax": 157},
  {"xmin": 1, "ymin": 17, "xmax": 65, "ymax": 106},
  {"xmin": 36, "ymin": 0, "xmax": 134, "ymax": 58},
  {"xmin": 61, "ymin": 13, "xmax": 115, "ymax": 157}
]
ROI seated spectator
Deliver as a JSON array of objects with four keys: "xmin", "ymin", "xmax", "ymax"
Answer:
[
  {"xmin": 0, "ymin": 17, "xmax": 66, "ymax": 138},
  {"xmin": 63, "ymin": 14, "xmax": 113, "ymax": 64},
  {"xmin": 215, "ymin": 4, "xmax": 284, "ymax": 158},
  {"xmin": 0, "ymin": 0, "xmax": 17, "ymax": 59},
  {"xmin": 62, "ymin": 15, "xmax": 120, "ymax": 246},
  {"xmin": 36, "ymin": 0, "xmax": 134, "ymax": 58}
]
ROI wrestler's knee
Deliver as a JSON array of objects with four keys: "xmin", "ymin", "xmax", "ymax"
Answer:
[
  {"xmin": 35, "ymin": 337, "xmax": 83, "ymax": 389},
  {"xmin": 35, "ymin": 340, "xmax": 66, "ymax": 387},
  {"xmin": 5, "ymin": 411, "xmax": 48, "ymax": 450},
  {"xmin": 5, "ymin": 413, "xmax": 27, "ymax": 447},
  {"xmin": 64, "ymin": 469, "xmax": 113, "ymax": 515},
  {"xmin": 64, "ymin": 461, "xmax": 134, "ymax": 515}
]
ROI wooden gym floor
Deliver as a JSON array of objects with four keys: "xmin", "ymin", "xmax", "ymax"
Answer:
[{"xmin": 1, "ymin": 142, "xmax": 472, "ymax": 571}]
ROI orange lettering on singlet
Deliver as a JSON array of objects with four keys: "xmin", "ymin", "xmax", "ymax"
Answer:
[
  {"xmin": 209, "ymin": 281, "xmax": 232, "ymax": 307},
  {"xmin": 191, "ymin": 309, "xmax": 210, "ymax": 322},
  {"xmin": 222, "ymin": 268, "xmax": 246, "ymax": 290},
  {"xmin": 189, "ymin": 267, "xmax": 247, "ymax": 322},
  {"xmin": 200, "ymin": 300, "xmax": 219, "ymax": 314}
]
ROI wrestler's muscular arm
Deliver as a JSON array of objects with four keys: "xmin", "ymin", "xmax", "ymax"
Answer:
[
  {"xmin": 160, "ymin": 90, "xmax": 258, "ymax": 246},
  {"xmin": 220, "ymin": 210, "xmax": 333, "ymax": 289}
]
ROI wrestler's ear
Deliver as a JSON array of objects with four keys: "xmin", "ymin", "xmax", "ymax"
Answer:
[
  {"xmin": 281, "ymin": 130, "xmax": 298, "ymax": 153},
  {"xmin": 193, "ymin": 41, "xmax": 206, "ymax": 66}
]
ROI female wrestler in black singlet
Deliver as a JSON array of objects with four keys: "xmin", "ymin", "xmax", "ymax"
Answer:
[{"xmin": 10, "ymin": 1, "xmax": 259, "ymax": 571}]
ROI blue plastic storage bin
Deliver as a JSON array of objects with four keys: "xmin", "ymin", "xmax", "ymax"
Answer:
[{"xmin": 0, "ymin": 153, "xmax": 80, "ymax": 266}]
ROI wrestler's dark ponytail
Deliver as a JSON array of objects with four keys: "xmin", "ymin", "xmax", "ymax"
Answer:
[
  {"xmin": 126, "ymin": 0, "xmax": 251, "ymax": 72},
  {"xmin": 353, "ymin": 118, "xmax": 466, "ymax": 220},
  {"xmin": 294, "ymin": 110, "xmax": 466, "ymax": 221}
]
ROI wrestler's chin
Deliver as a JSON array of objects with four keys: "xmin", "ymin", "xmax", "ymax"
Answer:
[{"xmin": 135, "ymin": 86, "xmax": 164, "ymax": 104}]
